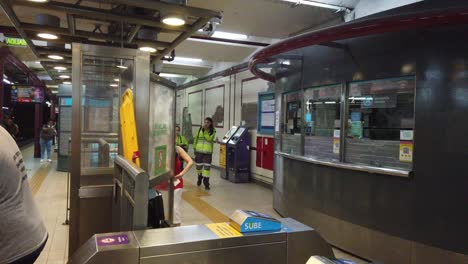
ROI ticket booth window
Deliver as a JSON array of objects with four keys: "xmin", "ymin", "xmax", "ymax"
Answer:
[
  {"xmin": 304, "ymin": 84, "xmax": 342, "ymax": 161},
  {"xmin": 281, "ymin": 91, "xmax": 303, "ymax": 155},
  {"xmin": 345, "ymin": 76, "xmax": 415, "ymax": 170}
]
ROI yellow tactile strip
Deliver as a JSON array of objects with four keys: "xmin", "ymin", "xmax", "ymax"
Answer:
[
  {"xmin": 182, "ymin": 182, "xmax": 230, "ymax": 223},
  {"xmin": 29, "ymin": 164, "xmax": 53, "ymax": 196}
]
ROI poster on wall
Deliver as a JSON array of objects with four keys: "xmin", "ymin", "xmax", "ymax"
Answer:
[
  {"xmin": 205, "ymin": 86, "xmax": 225, "ymax": 128},
  {"xmin": 258, "ymin": 92, "xmax": 275, "ymax": 134},
  {"xmin": 154, "ymin": 145, "xmax": 167, "ymax": 177}
]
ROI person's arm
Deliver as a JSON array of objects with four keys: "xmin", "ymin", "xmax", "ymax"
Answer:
[
  {"xmin": 174, "ymin": 146, "xmax": 193, "ymax": 179},
  {"xmin": 192, "ymin": 128, "xmax": 200, "ymax": 152}
]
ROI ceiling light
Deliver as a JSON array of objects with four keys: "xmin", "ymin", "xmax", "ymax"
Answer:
[
  {"xmin": 114, "ymin": 78, "xmax": 120, "ymax": 82},
  {"xmin": 3, "ymin": 79, "xmax": 11, "ymax": 84},
  {"xmin": 54, "ymin": 66, "xmax": 67, "ymax": 71},
  {"xmin": 59, "ymin": 75, "xmax": 70, "ymax": 79},
  {"xmin": 48, "ymin": 55, "xmax": 64, "ymax": 60},
  {"xmin": 37, "ymin": 33, "xmax": 58, "ymax": 40},
  {"xmin": 28, "ymin": 0, "xmax": 49, "ymax": 2},
  {"xmin": 160, "ymin": 73, "xmax": 181, "ymax": 78},
  {"xmin": 139, "ymin": 46, "xmax": 157, "ymax": 53},
  {"xmin": 63, "ymin": 81, "xmax": 71, "ymax": 85},
  {"xmin": 110, "ymin": 84, "xmax": 119, "ymax": 87},
  {"xmin": 35, "ymin": 61, "xmax": 41, "ymax": 64},
  {"xmin": 174, "ymin": 57, "xmax": 202, "ymax": 62},
  {"xmin": 116, "ymin": 65, "xmax": 128, "ymax": 69},
  {"xmin": 212, "ymin": 31, "xmax": 248, "ymax": 40},
  {"xmin": 162, "ymin": 15, "xmax": 186, "ymax": 26},
  {"xmin": 281, "ymin": 0, "xmax": 346, "ymax": 11}
]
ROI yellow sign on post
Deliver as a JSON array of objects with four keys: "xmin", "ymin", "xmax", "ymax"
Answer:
[
  {"xmin": 399, "ymin": 141, "xmax": 413, "ymax": 162},
  {"xmin": 205, "ymin": 223, "xmax": 243, "ymax": 238},
  {"xmin": 120, "ymin": 88, "xmax": 140, "ymax": 166},
  {"xmin": 219, "ymin": 144, "xmax": 226, "ymax": 169}
]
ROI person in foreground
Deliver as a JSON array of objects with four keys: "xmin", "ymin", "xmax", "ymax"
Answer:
[
  {"xmin": 193, "ymin": 117, "xmax": 216, "ymax": 190},
  {"xmin": 173, "ymin": 146, "xmax": 194, "ymax": 226},
  {"xmin": 0, "ymin": 126, "xmax": 48, "ymax": 264}
]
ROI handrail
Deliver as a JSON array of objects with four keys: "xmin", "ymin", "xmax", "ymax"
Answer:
[{"xmin": 248, "ymin": 6, "xmax": 468, "ymax": 82}]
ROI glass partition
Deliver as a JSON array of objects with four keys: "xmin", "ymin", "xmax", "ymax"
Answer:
[
  {"xmin": 80, "ymin": 56, "xmax": 134, "ymax": 169},
  {"xmin": 345, "ymin": 77, "xmax": 415, "ymax": 170},
  {"xmin": 304, "ymin": 84, "xmax": 342, "ymax": 161},
  {"xmin": 281, "ymin": 91, "xmax": 303, "ymax": 154}
]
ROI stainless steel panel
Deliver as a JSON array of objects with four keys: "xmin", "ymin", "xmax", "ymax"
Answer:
[
  {"xmin": 78, "ymin": 185, "xmax": 113, "ymax": 198},
  {"xmin": 140, "ymin": 242, "xmax": 287, "ymax": 264}
]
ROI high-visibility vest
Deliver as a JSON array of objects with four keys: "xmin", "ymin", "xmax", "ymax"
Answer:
[
  {"xmin": 176, "ymin": 135, "xmax": 188, "ymax": 151},
  {"xmin": 193, "ymin": 127, "xmax": 216, "ymax": 154}
]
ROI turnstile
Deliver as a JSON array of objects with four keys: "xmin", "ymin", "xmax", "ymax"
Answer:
[{"xmin": 70, "ymin": 218, "xmax": 334, "ymax": 264}]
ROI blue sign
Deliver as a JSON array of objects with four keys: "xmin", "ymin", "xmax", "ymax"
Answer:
[{"xmin": 230, "ymin": 210, "xmax": 282, "ymax": 233}]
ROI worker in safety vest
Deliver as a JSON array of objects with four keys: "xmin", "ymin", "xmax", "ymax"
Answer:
[
  {"xmin": 175, "ymin": 125, "xmax": 188, "ymax": 152},
  {"xmin": 193, "ymin": 117, "xmax": 216, "ymax": 190}
]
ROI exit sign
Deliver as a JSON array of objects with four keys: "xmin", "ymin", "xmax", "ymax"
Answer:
[{"xmin": 5, "ymin": 37, "xmax": 27, "ymax": 47}]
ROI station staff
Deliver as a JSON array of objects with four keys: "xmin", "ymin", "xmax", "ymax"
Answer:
[
  {"xmin": 175, "ymin": 125, "xmax": 188, "ymax": 152},
  {"xmin": 193, "ymin": 117, "xmax": 216, "ymax": 190}
]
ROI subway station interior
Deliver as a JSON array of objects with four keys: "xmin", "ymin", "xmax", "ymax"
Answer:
[{"xmin": 0, "ymin": 0, "xmax": 467, "ymax": 263}]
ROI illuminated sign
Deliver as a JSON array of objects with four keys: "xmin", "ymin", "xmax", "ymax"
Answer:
[{"xmin": 4, "ymin": 37, "xmax": 27, "ymax": 47}]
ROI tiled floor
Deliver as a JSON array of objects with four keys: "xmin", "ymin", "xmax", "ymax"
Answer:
[{"xmin": 24, "ymin": 144, "xmax": 367, "ymax": 264}]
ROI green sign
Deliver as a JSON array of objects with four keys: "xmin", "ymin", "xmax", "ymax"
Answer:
[
  {"xmin": 5, "ymin": 37, "xmax": 27, "ymax": 47},
  {"xmin": 154, "ymin": 145, "xmax": 167, "ymax": 177},
  {"xmin": 152, "ymin": 123, "xmax": 168, "ymax": 137}
]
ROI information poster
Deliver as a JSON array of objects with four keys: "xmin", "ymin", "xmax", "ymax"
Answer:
[
  {"xmin": 333, "ymin": 129, "xmax": 340, "ymax": 154},
  {"xmin": 258, "ymin": 93, "xmax": 275, "ymax": 134},
  {"xmin": 154, "ymin": 145, "xmax": 167, "ymax": 177}
]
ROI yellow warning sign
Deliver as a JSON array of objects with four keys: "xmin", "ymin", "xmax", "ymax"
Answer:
[
  {"xmin": 206, "ymin": 223, "xmax": 243, "ymax": 238},
  {"xmin": 399, "ymin": 141, "xmax": 413, "ymax": 162},
  {"xmin": 219, "ymin": 144, "xmax": 226, "ymax": 168}
]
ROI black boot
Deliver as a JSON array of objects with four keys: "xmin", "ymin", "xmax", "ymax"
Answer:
[
  {"xmin": 203, "ymin": 177, "xmax": 210, "ymax": 190},
  {"xmin": 197, "ymin": 174, "xmax": 203, "ymax": 186}
]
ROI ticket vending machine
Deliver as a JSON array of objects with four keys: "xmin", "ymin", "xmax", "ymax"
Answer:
[
  {"xmin": 226, "ymin": 127, "xmax": 250, "ymax": 183},
  {"xmin": 220, "ymin": 126, "xmax": 239, "ymax": 180}
]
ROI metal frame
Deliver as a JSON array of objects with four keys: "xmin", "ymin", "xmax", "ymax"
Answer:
[{"xmin": 70, "ymin": 43, "xmax": 150, "ymax": 255}]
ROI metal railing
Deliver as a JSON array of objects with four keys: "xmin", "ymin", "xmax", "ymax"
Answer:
[{"xmin": 112, "ymin": 155, "xmax": 149, "ymax": 231}]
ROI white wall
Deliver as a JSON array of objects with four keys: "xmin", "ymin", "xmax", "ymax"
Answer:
[{"xmin": 177, "ymin": 70, "xmax": 275, "ymax": 185}]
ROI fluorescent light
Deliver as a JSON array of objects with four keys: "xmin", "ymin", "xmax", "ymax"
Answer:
[
  {"xmin": 162, "ymin": 16, "xmax": 186, "ymax": 26},
  {"xmin": 160, "ymin": 73, "xmax": 182, "ymax": 78},
  {"xmin": 114, "ymin": 78, "xmax": 120, "ymax": 82},
  {"xmin": 54, "ymin": 66, "xmax": 67, "ymax": 71},
  {"xmin": 110, "ymin": 83, "xmax": 119, "ymax": 87},
  {"xmin": 37, "ymin": 33, "xmax": 58, "ymax": 40},
  {"xmin": 174, "ymin": 57, "xmax": 202, "ymax": 62},
  {"xmin": 325, "ymin": 101, "xmax": 337, "ymax": 104},
  {"xmin": 116, "ymin": 65, "xmax": 128, "ymax": 69},
  {"xmin": 28, "ymin": 0, "xmax": 48, "ymax": 2},
  {"xmin": 48, "ymin": 55, "xmax": 64, "ymax": 60},
  {"xmin": 3, "ymin": 79, "xmax": 11, "ymax": 84},
  {"xmin": 59, "ymin": 75, "xmax": 70, "ymax": 79},
  {"xmin": 212, "ymin": 31, "xmax": 248, "ymax": 40},
  {"xmin": 2, "ymin": 107, "xmax": 9, "ymax": 110},
  {"xmin": 281, "ymin": 0, "xmax": 346, "ymax": 11},
  {"xmin": 63, "ymin": 81, "xmax": 71, "ymax": 85},
  {"xmin": 51, "ymin": 90, "xmax": 58, "ymax": 94},
  {"xmin": 139, "ymin": 46, "xmax": 157, "ymax": 53},
  {"xmin": 35, "ymin": 61, "xmax": 41, "ymax": 64}
]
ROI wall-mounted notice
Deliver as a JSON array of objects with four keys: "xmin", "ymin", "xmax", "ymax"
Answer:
[
  {"xmin": 399, "ymin": 141, "xmax": 413, "ymax": 162},
  {"xmin": 261, "ymin": 113, "xmax": 275, "ymax": 127},
  {"xmin": 261, "ymin": 99, "xmax": 275, "ymax": 112},
  {"xmin": 258, "ymin": 92, "xmax": 275, "ymax": 135},
  {"xmin": 333, "ymin": 129, "xmax": 340, "ymax": 154},
  {"xmin": 154, "ymin": 145, "xmax": 167, "ymax": 177}
]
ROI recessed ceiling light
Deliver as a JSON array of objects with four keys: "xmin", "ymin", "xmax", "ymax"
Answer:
[
  {"xmin": 37, "ymin": 33, "xmax": 58, "ymax": 40},
  {"xmin": 139, "ymin": 46, "xmax": 157, "ymax": 53},
  {"xmin": 48, "ymin": 55, "xmax": 63, "ymax": 60},
  {"xmin": 54, "ymin": 66, "xmax": 67, "ymax": 71},
  {"xmin": 63, "ymin": 81, "xmax": 71, "ymax": 85},
  {"xmin": 162, "ymin": 15, "xmax": 186, "ymax": 26},
  {"xmin": 212, "ymin": 31, "xmax": 248, "ymax": 40},
  {"xmin": 110, "ymin": 83, "xmax": 119, "ymax": 87},
  {"xmin": 114, "ymin": 78, "xmax": 120, "ymax": 82},
  {"xmin": 59, "ymin": 75, "xmax": 70, "ymax": 79}
]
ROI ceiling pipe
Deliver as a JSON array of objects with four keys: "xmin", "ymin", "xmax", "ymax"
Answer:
[
  {"xmin": 13, "ymin": 1, "xmax": 191, "ymax": 33},
  {"xmin": 152, "ymin": 17, "xmax": 209, "ymax": 63}
]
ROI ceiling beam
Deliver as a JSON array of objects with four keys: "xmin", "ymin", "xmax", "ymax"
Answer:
[
  {"xmin": 67, "ymin": 14, "xmax": 76, "ymax": 35},
  {"xmin": 21, "ymin": 23, "xmax": 170, "ymax": 48},
  {"xmin": 127, "ymin": 25, "xmax": 141, "ymax": 43},
  {"xmin": 13, "ymin": 0, "xmax": 191, "ymax": 33},
  {"xmin": 153, "ymin": 17, "xmax": 209, "ymax": 63},
  {"xmin": 85, "ymin": 0, "xmax": 222, "ymax": 19}
]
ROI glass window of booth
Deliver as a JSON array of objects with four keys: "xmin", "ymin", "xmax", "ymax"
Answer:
[
  {"xmin": 345, "ymin": 76, "xmax": 415, "ymax": 170},
  {"xmin": 304, "ymin": 84, "xmax": 342, "ymax": 161},
  {"xmin": 282, "ymin": 91, "xmax": 303, "ymax": 155}
]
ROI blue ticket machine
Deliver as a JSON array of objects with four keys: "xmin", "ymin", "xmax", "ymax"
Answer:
[{"xmin": 226, "ymin": 126, "xmax": 250, "ymax": 183}]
